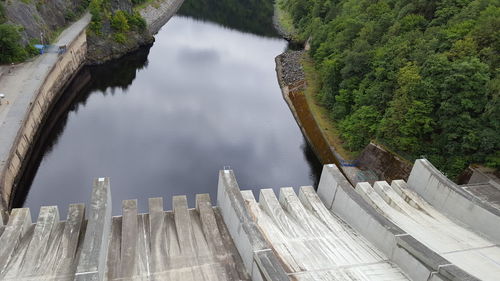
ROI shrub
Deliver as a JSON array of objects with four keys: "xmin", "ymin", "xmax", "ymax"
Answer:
[
  {"xmin": 89, "ymin": 0, "xmax": 103, "ymax": 34},
  {"xmin": 111, "ymin": 10, "xmax": 129, "ymax": 32},
  {"xmin": 113, "ymin": 32, "xmax": 127, "ymax": 43},
  {"xmin": 127, "ymin": 12, "xmax": 146, "ymax": 31},
  {"xmin": 0, "ymin": 24, "xmax": 29, "ymax": 63}
]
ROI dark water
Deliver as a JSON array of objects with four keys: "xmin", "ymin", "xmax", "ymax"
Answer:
[{"xmin": 16, "ymin": 15, "xmax": 322, "ymax": 217}]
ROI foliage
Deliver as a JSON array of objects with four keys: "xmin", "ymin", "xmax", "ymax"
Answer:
[
  {"xmin": 282, "ymin": 0, "xmax": 500, "ymax": 177},
  {"xmin": 0, "ymin": 24, "xmax": 29, "ymax": 63},
  {"xmin": 89, "ymin": 0, "xmax": 104, "ymax": 34},
  {"xmin": 111, "ymin": 10, "xmax": 129, "ymax": 32},
  {"xmin": 113, "ymin": 32, "xmax": 127, "ymax": 43},
  {"xmin": 127, "ymin": 12, "xmax": 146, "ymax": 31},
  {"xmin": 89, "ymin": 0, "xmax": 147, "ymax": 38}
]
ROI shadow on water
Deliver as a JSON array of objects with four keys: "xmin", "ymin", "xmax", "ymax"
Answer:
[
  {"xmin": 301, "ymin": 137, "xmax": 323, "ymax": 188},
  {"xmin": 178, "ymin": 0, "xmax": 279, "ymax": 37},
  {"xmin": 12, "ymin": 46, "xmax": 152, "ymax": 208}
]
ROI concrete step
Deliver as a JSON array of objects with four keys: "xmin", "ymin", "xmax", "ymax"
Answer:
[
  {"xmin": 0, "ymin": 204, "xmax": 86, "ymax": 281},
  {"xmin": 355, "ymin": 180, "xmax": 500, "ymax": 281},
  {"xmin": 105, "ymin": 194, "xmax": 250, "ymax": 281},
  {"xmin": 243, "ymin": 186, "xmax": 408, "ymax": 280},
  {"xmin": 0, "ymin": 208, "xmax": 32, "ymax": 278}
]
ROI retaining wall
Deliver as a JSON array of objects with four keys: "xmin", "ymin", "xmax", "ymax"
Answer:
[
  {"xmin": 407, "ymin": 159, "xmax": 500, "ymax": 243},
  {"xmin": 0, "ymin": 26, "xmax": 88, "ymax": 215},
  {"xmin": 317, "ymin": 164, "xmax": 479, "ymax": 281},
  {"xmin": 217, "ymin": 170, "xmax": 289, "ymax": 281}
]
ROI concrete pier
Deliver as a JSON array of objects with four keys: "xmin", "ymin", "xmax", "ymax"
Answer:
[{"xmin": 408, "ymin": 159, "xmax": 500, "ymax": 242}]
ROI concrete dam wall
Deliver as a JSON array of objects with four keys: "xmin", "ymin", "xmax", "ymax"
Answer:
[
  {"xmin": 0, "ymin": 15, "xmax": 91, "ymax": 217},
  {"xmin": 0, "ymin": 0, "xmax": 185, "ymax": 218},
  {"xmin": 0, "ymin": 160, "xmax": 497, "ymax": 280}
]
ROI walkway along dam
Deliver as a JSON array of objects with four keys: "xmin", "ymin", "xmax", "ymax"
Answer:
[{"xmin": 0, "ymin": 159, "xmax": 498, "ymax": 280}]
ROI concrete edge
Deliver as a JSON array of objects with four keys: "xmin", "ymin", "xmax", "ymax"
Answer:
[
  {"xmin": 217, "ymin": 169, "xmax": 290, "ymax": 281},
  {"xmin": 317, "ymin": 164, "xmax": 479, "ymax": 281},
  {"xmin": 74, "ymin": 177, "xmax": 112, "ymax": 281},
  {"xmin": 0, "ymin": 14, "xmax": 91, "ymax": 215},
  {"xmin": 408, "ymin": 159, "xmax": 500, "ymax": 242}
]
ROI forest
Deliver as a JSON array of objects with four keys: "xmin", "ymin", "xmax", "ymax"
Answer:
[{"xmin": 279, "ymin": 0, "xmax": 499, "ymax": 177}]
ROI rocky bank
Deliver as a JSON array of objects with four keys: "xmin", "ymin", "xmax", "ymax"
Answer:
[
  {"xmin": 1, "ymin": 0, "xmax": 88, "ymax": 45},
  {"xmin": 86, "ymin": 0, "xmax": 184, "ymax": 64}
]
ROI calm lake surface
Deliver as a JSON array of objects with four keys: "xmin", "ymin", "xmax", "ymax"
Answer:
[{"xmin": 17, "ymin": 15, "xmax": 322, "ymax": 216}]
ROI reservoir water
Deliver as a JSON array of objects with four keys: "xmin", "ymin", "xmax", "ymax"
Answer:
[{"xmin": 15, "ymin": 12, "xmax": 322, "ymax": 216}]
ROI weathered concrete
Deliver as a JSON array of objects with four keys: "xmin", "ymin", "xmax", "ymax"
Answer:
[
  {"xmin": 0, "ymin": 204, "xmax": 85, "ymax": 281},
  {"xmin": 244, "ymin": 186, "xmax": 409, "ymax": 280},
  {"xmin": 217, "ymin": 169, "xmax": 289, "ymax": 281},
  {"xmin": 0, "ymin": 176, "xmax": 250, "ymax": 281},
  {"xmin": 408, "ymin": 159, "xmax": 500, "ymax": 243},
  {"xmin": 316, "ymin": 163, "xmax": 480, "ymax": 281},
  {"xmin": 0, "ymin": 14, "xmax": 91, "ymax": 216},
  {"xmin": 356, "ymin": 179, "xmax": 500, "ymax": 280},
  {"xmin": 106, "ymin": 193, "xmax": 250, "ymax": 281},
  {"xmin": 74, "ymin": 177, "xmax": 111, "ymax": 281},
  {"xmin": 2, "ymin": 165, "xmax": 496, "ymax": 281},
  {"xmin": 140, "ymin": 0, "xmax": 185, "ymax": 35}
]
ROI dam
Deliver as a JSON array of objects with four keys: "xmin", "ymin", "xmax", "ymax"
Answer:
[
  {"xmin": 0, "ymin": 159, "xmax": 498, "ymax": 280},
  {"xmin": 0, "ymin": 1, "xmax": 498, "ymax": 280}
]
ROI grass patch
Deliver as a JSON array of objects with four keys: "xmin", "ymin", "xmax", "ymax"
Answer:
[
  {"xmin": 274, "ymin": 0, "xmax": 298, "ymax": 37},
  {"xmin": 301, "ymin": 54, "xmax": 359, "ymax": 160}
]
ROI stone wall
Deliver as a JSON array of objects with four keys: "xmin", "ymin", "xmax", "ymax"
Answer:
[
  {"xmin": 0, "ymin": 29, "xmax": 87, "ymax": 216},
  {"xmin": 357, "ymin": 142, "xmax": 412, "ymax": 182}
]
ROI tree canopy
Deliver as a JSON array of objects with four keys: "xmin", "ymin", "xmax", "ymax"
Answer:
[{"xmin": 281, "ymin": 0, "xmax": 500, "ymax": 177}]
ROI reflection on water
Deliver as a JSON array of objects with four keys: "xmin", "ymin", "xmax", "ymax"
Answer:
[
  {"xmin": 179, "ymin": 0, "xmax": 278, "ymax": 37},
  {"xmin": 13, "ymin": 47, "xmax": 152, "ymax": 209},
  {"xmin": 17, "ymin": 16, "xmax": 321, "ymax": 216}
]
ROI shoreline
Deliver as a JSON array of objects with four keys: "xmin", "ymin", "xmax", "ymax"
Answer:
[
  {"xmin": 275, "ymin": 50, "xmax": 363, "ymax": 185},
  {"xmin": 86, "ymin": 0, "xmax": 185, "ymax": 65},
  {"xmin": 275, "ymin": 50, "xmax": 412, "ymax": 186},
  {"xmin": 272, "ymin": 1, "xmax": 412, "ymax": 185},
  {"xmin": 0, "ymin": 15, "xmax": 91, "ymax": 218}
]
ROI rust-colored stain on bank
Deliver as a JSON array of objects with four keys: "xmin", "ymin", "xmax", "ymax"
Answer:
[{"xmin": 288, "ymin": 89, "xmax": 339, "ymax": 166}]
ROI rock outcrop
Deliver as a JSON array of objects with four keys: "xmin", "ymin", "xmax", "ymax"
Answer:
[
  {"xmin": 1, "ymin": 0, "xmax": 88, "ymax": 45},
  {"xmin": 86, "ymin": 0, "xmax": 184, "ymax": 64}
]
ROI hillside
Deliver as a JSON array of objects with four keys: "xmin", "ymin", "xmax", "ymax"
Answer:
[
  {"xmin": 0, "ymin": 0, "xmax": 88, "ymax": 63},
  {"xmin": 279, "ymin": 0, "xmax": 500, "ymax": 177}
]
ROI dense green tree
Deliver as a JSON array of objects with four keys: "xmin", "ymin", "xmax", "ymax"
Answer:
[
  {"xmin": 282, "ymin": 0, "xmax": 500, "ymax": 177},
  {"xmin": 0, "ymin": 24, "xmax": 28, "ymax": 63}
]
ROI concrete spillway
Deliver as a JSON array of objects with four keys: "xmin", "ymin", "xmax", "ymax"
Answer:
[
  {"xmin": 106, "ymin": 195, "xmax": 249, "ymax": 281},
  {"xmin": 241, "ymin": 187, "xmax": 408, "ymax": 280},
  {"xmin": 0, "ymin": 159, "xmax": 496, "ymax": 281},
  {"xmin": 355, "ymin": 180, "xmax": 500, "ymax": 281}
]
